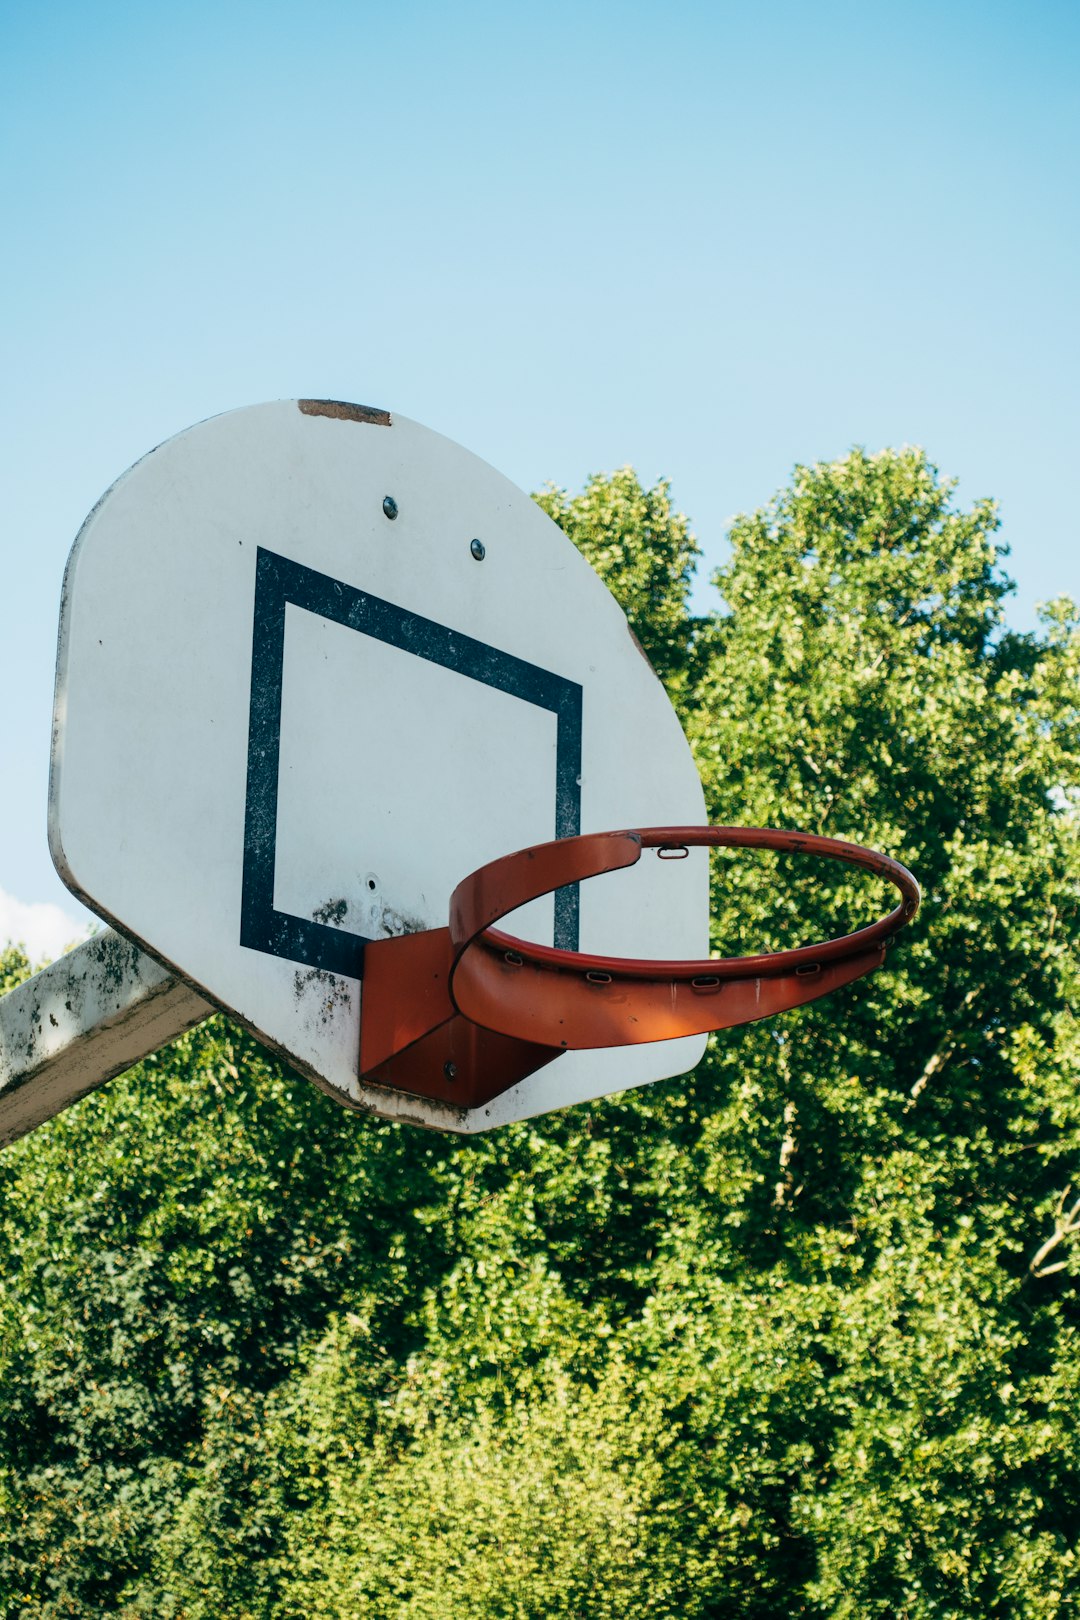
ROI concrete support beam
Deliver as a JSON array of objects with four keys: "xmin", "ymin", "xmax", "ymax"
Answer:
[{"xmin": 0, "ymin": 930, "xmax": 213, "ymax": 1147}]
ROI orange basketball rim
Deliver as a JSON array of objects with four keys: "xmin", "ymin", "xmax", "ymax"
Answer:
[{"xmin": 359, "ymin": 826, "xmax": 921, "ymax": 1110}]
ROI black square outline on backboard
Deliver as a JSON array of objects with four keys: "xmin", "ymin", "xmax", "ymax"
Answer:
[{"xmin": 240, "ymin": 547, "xmax": 583, "ymax": 980}]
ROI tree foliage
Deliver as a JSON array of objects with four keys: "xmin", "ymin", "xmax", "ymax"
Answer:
[
  {"xmin": 1, "ymin": 449, "xmax": 1078, "ymax": 1616},
  {"xmin": 534, "ymin": 468, "xmax": 701, "ymax": 690}
]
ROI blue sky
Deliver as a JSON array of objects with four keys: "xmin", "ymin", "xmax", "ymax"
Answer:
[{"xmin": 2, "ymin": 0, "xmax": 1078, "ymax": 952}]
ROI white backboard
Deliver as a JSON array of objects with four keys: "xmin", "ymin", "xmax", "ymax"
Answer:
[{"xmin": 50, "ymin": 401, "xmax": 708, "ymax": 1131}]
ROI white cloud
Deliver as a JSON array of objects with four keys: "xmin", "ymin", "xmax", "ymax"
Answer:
[{"xmin": 0, "ymin": 887, "xmax": 91, "ymax": 966}]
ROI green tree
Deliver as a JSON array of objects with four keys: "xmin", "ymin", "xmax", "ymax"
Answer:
[
  {"xmin": 1, "ymin": 451, "xmax": 1078, "ymax": 1617},
  {"xmin": 0, "ymin": 946, "xmax": 31, "ymax": 995},
  {"xmin": 534, "ymin": 468, "xmax": 700, "ymax": 691}
]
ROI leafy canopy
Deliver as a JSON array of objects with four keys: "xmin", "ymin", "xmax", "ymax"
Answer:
[{"xmin": 1, "ymin": 448, "xmax": 1078, "ymax": 1617}]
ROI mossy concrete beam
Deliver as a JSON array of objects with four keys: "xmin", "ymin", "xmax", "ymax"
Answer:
[{"xmin": 0, "ymin": 930, "xmax": 212, "ymax": 1146}]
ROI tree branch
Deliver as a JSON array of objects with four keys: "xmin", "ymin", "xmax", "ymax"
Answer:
[
  {"xmin": 905, "ymin": 988, "xmax": 980, "ymax": 1109},
  {"xmin": 773, "ymin": 1098, "xmax": 799, "ymax": 1210},
  {"xmin": 1028, "ymin": 1185, "xmax": 1080, "ymax": 1279}
]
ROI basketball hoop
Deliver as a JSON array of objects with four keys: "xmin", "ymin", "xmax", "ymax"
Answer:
[{"xmin": 28, "ymin": 400, "xmax": 921, "ymax": 1138}]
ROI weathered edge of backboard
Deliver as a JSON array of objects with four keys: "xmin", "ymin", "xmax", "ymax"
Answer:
[{"xmin": 46, "ymin": 409, "xmax": 228, "ymax": 913}]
